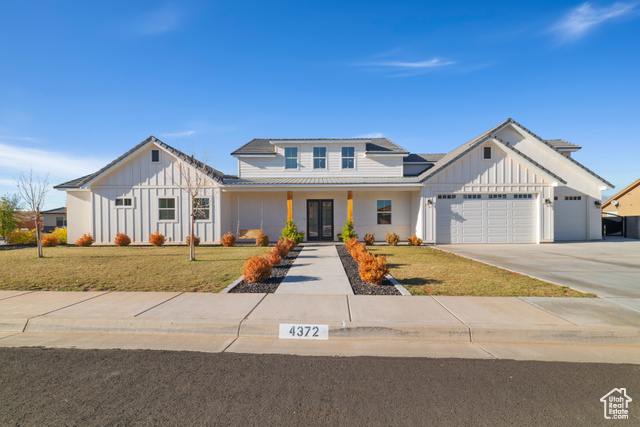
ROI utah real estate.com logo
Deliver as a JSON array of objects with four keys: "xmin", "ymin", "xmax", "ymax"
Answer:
[{"xmin": 600, "ymin": 388, "xmax": 632, "ymax": 420}]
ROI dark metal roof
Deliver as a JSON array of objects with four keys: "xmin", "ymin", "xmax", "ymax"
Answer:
[
  {"xmin": 223, "ymin": 177, "xmax": 421, "ymax": 186},
  {"xmin": 403, "ymin": 153, "xmax": 446, "ymax": 163},
  {"xmin": 545, "ymin": 139, "xmax": 582, "ymax": 150},
  {"xmin": 231, "ymin": 138, "xmax": 408, "ymax": 156},
  {"xmin": 41, "ymin": 207, "xmax": 67, "ymax": 215},
  {"xmin": 54, "ymin": 136, "xmax": 225, "ymax": 189}
]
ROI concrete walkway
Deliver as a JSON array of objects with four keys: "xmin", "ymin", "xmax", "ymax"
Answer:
[{"xmin": 275, "ymin": 244, "xmax": 353, "ymax": 295}]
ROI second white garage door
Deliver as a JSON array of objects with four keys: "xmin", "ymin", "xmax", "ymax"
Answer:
[{"xmin": 436, "ymin": 194, "xmax": 536, "ymax": 244}]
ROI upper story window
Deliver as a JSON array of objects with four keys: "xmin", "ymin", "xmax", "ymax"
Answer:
[
  {"xmin": 151, "ymin": 149, "xmax": 160, "ymax": 163},
  {"xmin": 483, "ymin": 146, "xmax": 492, "ymax": 160},
  {"xmin": 115, "ymin": 197, "xmax": 133, "ymax": 207},
  {"xmin": 285, "ymin": 147, "xmax": 298, "ymax": 169},
  {"xmin": 342, "ymin": 147, "xmax": 355, "ymax": 169},
  {"xmin": 193, "ymin": 197, "xmax": 210, "ymax": 220},
  {"xmin": 158, "ymin": 198, "xmax": 176, "ymax": 221},
  {"xmin": 313, "ymin": 147, "xmax": 327, "ymax": 169}
]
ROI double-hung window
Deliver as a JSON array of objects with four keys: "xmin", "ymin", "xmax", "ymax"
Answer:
[
  {"xmin": 313, "ymin": 147, "xmax": 327, "ymax": 169},
  {"xmin": 158, "ymin": 198, "xmax": 176, "ymax": 220},
  {"xmin": 193, "ymin": 197, "xmax": 210, "ymax": 220},
  {"xmin": 285, "ymin": 147, "xmax": 298, "ymax": 169},
  {"xmin": 377, "ymin": 200, "xmax": 392, "ymax": 225},
  {"xmin": 342, "ymin": 147, "xmax": 355, "ymax": 169}
]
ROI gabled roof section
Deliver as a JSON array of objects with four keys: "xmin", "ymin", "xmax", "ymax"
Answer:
[
  {"xmin": 602, "ymin": 177, "xmax": 640, "ymax": 209},
  {"xmin": 403, "ymin": 153, "xmax": 446, "ymax": 163},
  {"xmin": 545, "ymin": 139, "xmax": 582, "ymax": 151},
  {"xmin": 55, "ymin": 136, "xmax": 224, "ymax": 189},
  {"xmin": 231, "ymin": 137, "xmax": 409, "ymax": 155}
]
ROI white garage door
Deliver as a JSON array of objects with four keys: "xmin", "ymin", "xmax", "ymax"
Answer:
[
  {"xmin": 554, "ymin": 196, "xmax": 587, "ymax": 240},
  {"xmin": 436, "ymin": 194, "xmax": 536, "ymax": 244}
]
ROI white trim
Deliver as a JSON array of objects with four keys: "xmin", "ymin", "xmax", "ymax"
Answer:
[
  {"xmin": 150, "ymin": 149, "xmax": 161, "ymax": 163},
  {"xmin": 341, "ymin": 146, "xmax": 356, "ymax": 170},
  {"xmin": 233, "ymin": 154, "xmax": 277, "ymax": 158},
  {"xmin": 115, "ymin": 197, "xmax": 134, "ymax": 208},
  {"xmin": 193, "ymin": 196, "xmax": 211, "ymax": 222},
  {"xmin": 283, "ymin": 146, "xmax": 300, "ymax": 171}
]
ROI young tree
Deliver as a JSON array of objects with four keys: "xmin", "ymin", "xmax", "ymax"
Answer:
[
  {"xmin": 0, "ymin": 193, "xmax": 21, "ymax": 240},
  {"xmin": 16, "ymin": 170, "xmax": 49, "ymax": 258}
]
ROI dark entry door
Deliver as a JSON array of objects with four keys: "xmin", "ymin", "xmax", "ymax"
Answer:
[{"xmin": 307, "ymin": 200, "xmax": 334, "ymax": 241}]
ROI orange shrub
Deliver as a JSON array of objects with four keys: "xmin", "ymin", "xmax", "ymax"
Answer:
[
  {"xmin": 358, "ymin": 254, "xmax": 390, "ymax": 285},
  {"xmin": 386, "ymin": 232, "xmax": 399, "ymax": 246},
  {"xmin": 42, "ymin": 234, "xmax": 59, "ymax": 247},
  {"xmin": 149, "ymin": 231, "xmax": 165, "ymax": 246},
  {"xmin": 221, "ymin": 232, "xmax": 236, "ymax": 247},
  {"xmin": 75, "ymin": 233, "xmax": 94, "ymax": 247},
  {"xmin": 351, "ymin": 244, "xmax": 372, "ymax": 264},
  {"xmin": 186, "ymin": 235, "xmax": 200, "ymax": 247},
  {"xmin": 114, "ymin": 232, "xmax": 131, "ymax": 246},
  {"xmin": 255, "ymin": 231, "xmax": 269, "ymax": 247},
  {"xmin": 263, "ymin": 248, "xmax": 282, "ymax": 266},
  {"xmin": 274, "ymin": 240, "xmax": 289, "ymax": 258},
  {"xmin": 407, "ymin": 234, "xmax": 422, "ymax": 246},
  {"xmin": 284, "ymin": 237, "xmax": 296, "ymax": 251},
  {"xmin": 242, "ymin": 255, "xmax": 273, "ymax": 283},
  {"xmin": 345, "ymin": 237, "xmax": 360, "ymax": 252},
  {"xmin": 364, "ymin": 233, "xmax": 375, "ymax": 245}
]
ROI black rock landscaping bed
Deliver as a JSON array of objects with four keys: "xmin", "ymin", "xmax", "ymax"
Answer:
[
  {"xmin": 336, "ymin": 245, "xmax": 401, "ymax": 295},
  {"xmin": 228, "ymin": 245, "xmax": 302, "ymax": 293}
]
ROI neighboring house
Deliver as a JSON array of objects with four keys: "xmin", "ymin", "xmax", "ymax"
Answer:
[
  {"xmin": 15, "ymin": 211, "xmax": 39, "ymax": 231},
  {"xmin": 41, "ymin": 207, "xmax": 67, "ymax": 233},
  {"xmin": 602, "ymin": 177, "xmax": 640, "ymax": 239},
  {"xmin": 54, "ymin": 118, "xmax": 613, "ymax": 245}
]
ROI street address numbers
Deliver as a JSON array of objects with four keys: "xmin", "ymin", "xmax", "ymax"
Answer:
[{"xmin": 279, "ymin": 324, "xmax": 329, "ymax": 340}]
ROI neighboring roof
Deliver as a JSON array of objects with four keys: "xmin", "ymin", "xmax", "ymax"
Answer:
[
  {"xmin": 602, "ymin": 177, "xmax": 640, "ymax": 209},
  {"xmin": 41, "ymin": 207, "xmax": 67, "ymax": 215},
  {"xmin": 403, "ymin": 153, "xmax": 446, "ymax": 163},
  {"xmin": 223, "ymin": 177, "xmax": 421, "ymax": 186},
  {"xmin": 231, "ymin": 138, "xmax": 409, "ymax": 156},
  {"xmin": 55, "ymin": 136, "xmax": 225, "ymax": 189},
  {"xmin": 545, "ymin": 139, "xmax": 582, "ymax": 150}
]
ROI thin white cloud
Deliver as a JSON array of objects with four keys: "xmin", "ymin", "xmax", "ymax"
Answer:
[
  {"xmin": 355, "ymin": 132, "xmax": 384, "ymax": 138},
  {"xmin": 160, "ymin": 130, "xmax": 196, "ymax": 138},
  {"xmin": 0, "ymin": 135, "xmax": 38, "ymax": 143},
  {"xmin": 366, "ymin": 58, "xmax": 456, "ymax": 69},
  {"xmin": 356, "ymin": 56, "xmax": 456, "ymax": 77},
  {"xmin": 120, "ymin": 3, "xmax": 184, "ymax": 36},
  {"xmin": 551, "ymin": 2, "xmax": 638, "ymax": 43}
]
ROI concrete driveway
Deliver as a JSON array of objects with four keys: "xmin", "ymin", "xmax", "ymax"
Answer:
[{"xmin": 437, "ymin": 237, "xmax": 640, "ymax": 300}]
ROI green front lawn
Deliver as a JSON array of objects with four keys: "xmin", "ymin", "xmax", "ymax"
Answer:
[
  {"xmin": 368, "ymin": 246, "xmax": 596, "ymax": 297},
  {"xmin": 0, "ymin": 246, "xmax": 270, "ymax": 292}
]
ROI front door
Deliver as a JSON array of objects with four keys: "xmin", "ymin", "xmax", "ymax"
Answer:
[{"xmin": 307, "ymin": 200, "xmax": 334, "ymax": 241}]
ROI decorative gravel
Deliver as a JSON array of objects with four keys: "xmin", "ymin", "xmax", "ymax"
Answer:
[
  {"xmin": 336, "ymin": 245, "xmax": 401, "ymax": 295},
  {"xmin": 228, "ymin": 246, "xmax": 302, "ymax": 293}
]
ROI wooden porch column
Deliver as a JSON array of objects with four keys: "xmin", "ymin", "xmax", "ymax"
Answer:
[
  {"xmin": 287, "ymin": 191, "xmax": 293, "ymax": 221},
  {"xmin": 347, "ymin": 191, "xmax": 353, "ymax": 222}
]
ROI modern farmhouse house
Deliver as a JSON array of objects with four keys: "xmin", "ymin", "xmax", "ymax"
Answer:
[{"xmin": 55, "ymin": 119, "xmax": 613, "ymax": 245}]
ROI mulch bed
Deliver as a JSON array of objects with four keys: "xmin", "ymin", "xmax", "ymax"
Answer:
[
  {"xmin": 336, "ymin": 245, "xmax": 401, "ymax": 295},
  {"xmin": 228, "ymin": 246, "xmax": 302, "ymax": 293}
]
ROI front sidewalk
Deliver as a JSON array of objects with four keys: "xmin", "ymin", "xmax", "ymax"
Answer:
[{"xmin": 1, "ymin": 290, "xmax": 639, "ymax": 364}]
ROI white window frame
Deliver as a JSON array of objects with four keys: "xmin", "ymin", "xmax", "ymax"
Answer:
[
  {"xmin": 284, "ymin": 147, "xmax": 299, "ymax": 170},
  {"xmin": 483, "ymin": 146, "xmax": 492, "ymax": 160},
  {"xmin": 193, "ymin": 197, "xmax": 211, "ymax": 221},
  {"xmin": 115, "ymin": 197, "xmax": 133, "ymax": 208},
  {"xmin": 151, "ymin": 149, "xmax": 161, "ymax": 163},
  {"xmin": 313, "ymin": 146, "xmax": 327, "ymax": 170},
  {"xmin": 158, "ymin": 197, "xmax": 178, "ymax": 222},
  {"xmin": 376, "ymin": 199, "xmax": 392, "ymax": 225},
  {"xmin": 341, "ymin": 146, "xmax": 355, "ymax": 169}
]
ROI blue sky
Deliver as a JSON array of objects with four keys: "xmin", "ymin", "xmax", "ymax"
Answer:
[{"xmin": 1, "ymin": 0, "xmax": 639, "ymax": 209}]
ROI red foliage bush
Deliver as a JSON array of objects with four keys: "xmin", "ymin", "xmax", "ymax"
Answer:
[
  {"xmin": 255, "ymin": 231, "xmax": 269, "ymax": 247},
  {"xmin": 242, "ymin": 255, "xmax": 273, "ymax": 283},
  {"xmin": 149, "ymin": 231, "xmax": 165, "ymax": 246},
  {"xmin": 263, "ymin": 248, "xmax": 282, "ymax": 266},
  {"xmin": 114, "ymin": 232, "xmax": 131, "ymax": 246},
  {"xmin": 42, "ymin": 234, "xmax": 59, "ymax": 247},
  {"xmin": 274, "ymin": 240, "xmax": 289, "ymax": 258},
  {"xmin": 221, "ymin": 232, "xmax": 236, "ymax": 247},
  {"xmin": 75, "ymin": 233, "xmax": 94, "ymax": 247},
  {"xmin": 364, "ymin": 233, "xmax": 375, "ymax": 245},
  {"xmin": 186, "ymin": 234, "xmax": 200, "ymax": 247},
  {"xmin": 385, "ymin": 232, "xmax": 399, "ymax": 246},
  {"xmin": 358, "ymin": 254, "xmax": 390, "ymax": 285},
  {"xmin": 407, "ymin": 234, "xmax": 422, "ymax": 246}
]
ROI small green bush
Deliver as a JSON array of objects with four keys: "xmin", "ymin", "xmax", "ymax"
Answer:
[
  {"xmin": 280, "ymin": 220, "xmax": 305, "ymax": 244},
  {"xmin": 338, "ymin": 220, "xmax": 357, "ymax": 242}
]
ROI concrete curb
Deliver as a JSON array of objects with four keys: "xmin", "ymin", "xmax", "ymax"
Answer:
[
  {"xmin": 220, "ymin": 276, "xmax": 244, "ymax": 293},
  {"xmin": 385, "ymin": 274, "xmax": 411, "ymax": 296}
]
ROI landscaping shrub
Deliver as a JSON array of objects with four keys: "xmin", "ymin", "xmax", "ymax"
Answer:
[
  {"xmin": 242, "ymin": 255, "xmax": 273, "ymax": 283},
  {"xmin": 339, "ymin": 220, "xmax": 357, "ymax": 242},
  {"xmin": 364, "ymin": 233, "xmax": 375, "ymax": 245},
  {"xmin": 75, "ymin": 233, "xmax": 94, "ymax": 247},
  {"xmin": 407, "ymin": 234, "xmax": 422, "ymax": 246},
  {"xmin": 42, "ymin": 234, "xmax": 59, "ymax": 247},
  {"xmin": 7, "ymin": 229, "xmax": 36, "ymax": 245},
  {"xmin": 186, "ymin": 234, "xmax": 200, "ymax": 247},
  {"xmin": 114, "ymin": 232, "xmax": 132, "ymax": 246},
  {"xmin": 149, "ymin": 231, "xmax": 165, "ymax": 246},
  {"xmin": 386, "ymin": 232, "xmax": 400, "ymax": 246},
  {"xmin": 221, "ymin": 232, "xmax": 236, "ymax": 247},
  {"xmin": 358, "ymin": 254, "xmax": 390, "ymax": 286},
  {"xmin": 263, "ymin": 247, "xmax": 282, "ymax": 267},
  {"xmin": 345, "ymin": 237, "xmax": 360, "ymax": 253},
  {"xmin": 274, "ymin": 240, "xmax": 289, "ymax": 258},
  {"xmin": 51, "ymin": 227, "xmax": 67, "ymax": 244},
  {"xmin": 280, "ymin": 220, "xmax": 305, "ymax": 244},
  {"xmin": 255, "ymin": 231, "xmax": 269, "ymax": 247},
  {"xmin": 283, "ymin": 237, "xmax": 296, "ymax": 251}
]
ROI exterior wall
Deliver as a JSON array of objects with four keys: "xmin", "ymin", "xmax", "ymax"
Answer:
[
  {"xmin": 222, "ymin": 191, "xmax": 288, "ymax": 241},
  {"xmin": 627, "ymin": 216, "xmax": 640, "ymax": 239},
  {"xmin": 422, "ymin": 141, "xmax": 554, "ymax": 243},
  {"xmin": 237, "ymin": 142, "xmax": 404, "ymax": 178},
  {"xmin": 67, "ymin": 191, "xmax": 92, "ymax": 243},
  {"xmin": 609, "ymin": 185, "xmax": 640, "ymax": 216}
]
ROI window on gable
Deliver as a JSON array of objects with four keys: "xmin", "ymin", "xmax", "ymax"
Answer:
[
  {"xmin": 342, "ymin": 147, "xmax": 355, "ymax": 169},
  {"xmin": 193, "ymin": 197, "xmax": 210, "ymax": 220},
  {"xmin": 377, "ymin": 200, "xmax": 392, "ymax": 224},
  {"xmin": 313, "ymin": 147, "xmax": 327, "ymax": 169},
  {"xmin": 115, "ymin": 197, "xmax": 133, "ymax": 207},
  {"xmin": 151, "ymin": 149, "xmax": 160, "ymax": 163},
  {"xmin": 483, "ymin": 146, "xmax": 492, "ymax": 160},
  {"xmin": 158, "ymin": 198, "xmax": 176, "ymax": 220},
  {"xmin": 285, "ymin": 147, "xmax": 298, "ymax": 169}
]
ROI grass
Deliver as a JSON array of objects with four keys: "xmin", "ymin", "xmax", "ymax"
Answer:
[
  {"xmin": 0, "ymin": 245, "xmax": 271, "ymax": 293},
  {"xmin": 368, "ymin": 246, "xmax": 596, "ymax": 297}
]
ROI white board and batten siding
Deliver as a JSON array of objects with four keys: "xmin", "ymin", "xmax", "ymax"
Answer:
[{"xmin": 89, "ymin": 144, "xmax": 219, "ymax": 244}]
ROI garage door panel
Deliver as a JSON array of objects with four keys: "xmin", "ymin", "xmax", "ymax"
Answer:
[
  {"xmin": 554, "ymin": 197, "xmax": 587, "ymax": 241},
  {"xmin": 488, "ymin": 201, "xmax": 508, "ymax": 208},
  {"xmin": 488, "ymin": 218, "xmax": 508, "ymax": 226},
  {"xmin": 488, "ymin": 211, "xmax": 508, "ymax": 217}
]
